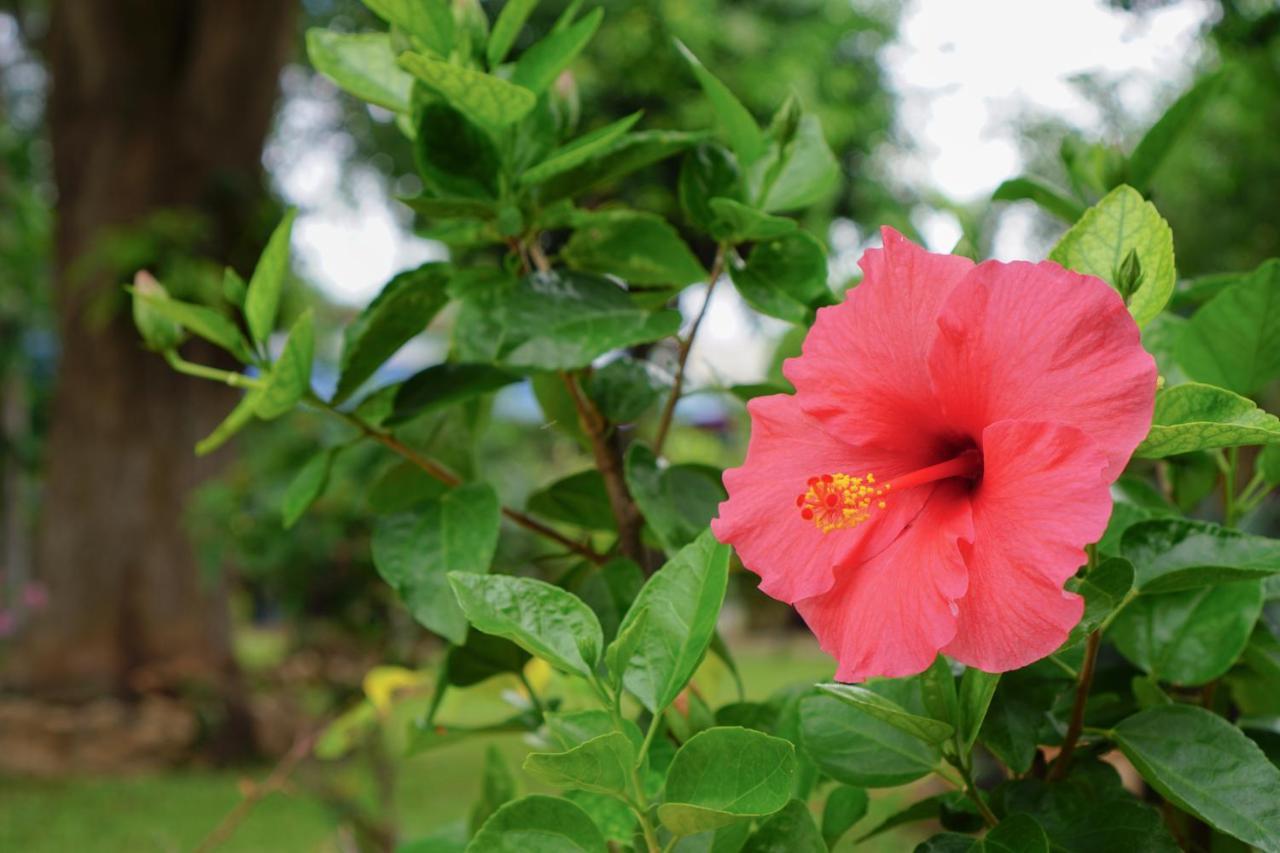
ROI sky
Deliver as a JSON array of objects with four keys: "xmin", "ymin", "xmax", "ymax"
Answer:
[{"xmin": 271, "ymin": 0, "xmax": 1215, "ymax": 389}]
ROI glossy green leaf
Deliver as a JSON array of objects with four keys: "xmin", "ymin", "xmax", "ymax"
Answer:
[
  {"xmin": 583, "ymin": 357, "xmax": 665, "ymax": 424},
  {"xmin": 544, "ymin": 710, "xmax": 618, "ymax": 750},
  {"xmin": 1062, "ymin": 557, "xmax": 1134, "ymax": 647},
  {"xmin": 957, "ymin": 668, "xmax": 1000, "ymax": 755},
  {"xmin": 128, "ymin": 288, "xmax": 251, "ymax": 362},
  {"xmin": 916, "ymin": 833, "xmax": 977, "ymax": 852},
  {"xmin": 707, "ymin": 198, "xmax": 797, "ymax": 242},
  {"xmin": 659, "ymin": 727, "xmax": 796, "ymax": 836},
  {"xmin": 678, "ymin": 143, "xmax": 745, "ymax": 237},
  {"xmin": 815, "ymin": 683, "xmax": 955, "ymax": 744},
  {"xmin": 413, "ymin": 103, "xmax": 500, "ymax": 199},
  {"xmin": 400, "ymin": 194, "xmax": 497, "ymax": 220},
  {"xmin": 1114, "ymin": 704, "xmax": 1280, "ymax": 853},
  {"xmin": 742, "ymin": 799, "xmax": 824, "ymax": 853},
  {"xmin": 511, "ymin": 8, "xmax": 602, "ymax": 95},
  {"xmin": 486, "ymin": 0, "xmax": 537, "ymax": 67},
  {"xmin": 521, "ymin": 112, "xmax": 642, "ymax": 186},
  {"xmin": 1110, "ymin": 580, "xmax": 1264, "ymax": 685},
  {"xmin": 244, "ymin": 209, "xmax": 296, "ymax": 345},
  {"xmin": 749, "ymin": 114, "xmax": 840, "ymax": 213},
  {"xmin": 371, "ymin": 483, "xmax": 500, "ymax": 644},
  {"xmin": 563, "ymin": 210, "xmax": 705, "ymax": 286},
  {"xmin": 398, "ymin": 52, "xmax": 535, "ymax": 127},
  {"xmin": 282, "ymin": 446, "xmax": 337, "ymax": 529},
  {"xmin": 1175, "ymin": 259, "xmax": 1280, "ymax": 396},
  {"xmin": 255, "ymin": 309, "xmax": 314, "ymax": 420},
  {"xmin": 799, "ymin": 685, "xmax": 941, "ymax": 788},
  {"xmin": 449, "ymin": 572, "xmax": 603, "ymax": 678},
  {"xmin": 467, "ymin": 794, "xmax": 606, "ymax": 853},
  {"xmin": 729, "ymin": 230, "xmax": 830, "ymax": 323},
  {"xmin": 388, "ymin": 363, "xmax": 518, "ymax": 426},
  {"xmin": 821, "ymin": 785, "xmax": 868, "ymax": 848},
  {"xmin": 606, "ymin": 530, "xmax": 729, "ymax": 713},
  {"xmin": 920, "ymin": 654, "xmax": 960, "ymax": 730},
  {"xmin": 565, "ymin": 557, "xmax": 645, "ymax": 645},
  {"xmin": 306, "ymin": 30, "xmax": 412, "ymax": 112},
  {"xmin": 1135, "ymin": 382, "xmax": 1280, "ymax": 458},
  {"xmin": 526, "ymin": 470, "xmax": 614, "ymax": 531},
  {"xmin": 443, "ymin": 630, "xmax": 530, "ymax": 688},
  {"xmin": 363, "ymin": 0, "xmax": 452, "ymax": 56},
  {"xmin": 674, "ymin": 40, "xmax": 764, "ymax": 164},
  {"xmin": 333, "ymin": 262, "xmax": 451, "ymax": 404},
  {"xmin": 1121, "ymin": 517, "xmax": 1280, "ymax": 593},
  {"xmin": 523, "ymin": 731, "xmax": 636, "ymax": 798},
  {"xmin": 195, "ymin": 388, "xmax": 263, "ymax": 456},
  {"xmin": 855, "ymin": 793, "xmax": 975, "ymax": 843},
  {"xmin": 972, "ymin": 814, "xmax": 1049, "ymax": 852},
  {"xmin": 540, "ymin": 130, "xmax": 706, "ymax": 202},
  {"xmin": 1048, "ymin": 184, "xmax": 1174, "ymax": 327},
  {"xmin": 992, "ymin": 176, "xmax": 1085, "ymax": 222},
  {"xmin": 624, "ymin": 445, "xmax": 726, "ymax": 553}
]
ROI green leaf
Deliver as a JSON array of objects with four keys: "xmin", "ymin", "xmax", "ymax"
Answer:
[
  {"xmin": 1063, "ymin": 557, "xmax": 1134, "ymax": 647},
  {"xmin": 363, "ymin": 0, "xmax": 452, "ymax": 56},
  {"xmin": 222, "ymin": 267, "xmax": 247, "ymax": 309},
  {"xmin": 992, "ymin": 176, "xmax": 1085, "ymax": 223},
  {"xmin": 1174, "ymin": 259, "xmax": 1280, "ymax": 396},
  {"xmin": 815, "ymin": 683, "xmax": 955, "ymax": 745},
  {"xmin": 333, "ymin": 263, "xmax": 451, "ymax": 404},
  {"xmin": 371, "ymin": 483, "xmax": 501, "ymax": 644},
  {"xmin": 748, "ymin": 114, "xmax": 840, "ymax": 213},
  {"xmin": 742, "ymin": 799, "xmax": 824, "ymax": 852},
  {"xmin": 523, "ymin": 731, "xmax": 636, "ymax": 798},
  {"xmin": 511, "ymin": 8, "xmax": 602, "ymax": 95},
  {"xmin": 1048, "ymin": 184, "xmax": 1174, "ymax": 328},
  {"xmin": 1127, "ymin": 69, "xmax": 1226, "ymax": 191},
  {"xmin": 470, "ymin": 746, "xmax": 517, "ymax": 836},
  {"xmin": 563, "ymin": 792, "xmax": 636, "ymax": 845},
  {"xmin": 407, "ymin": 709, "xmax": 540, "ymax": 755},
  {"xmin": 255, "ymin": 309, "xmax": 314, "ymax": 420},
  {"xmin": 566, "ymin": 557, "xmax": 645, "ymax": 646},
  {"xmin": 526, "ymin": 470, "xmax": 614, "ymax": 531},
  {"xmin": 449, "ymin": 572, "xmax": 604, "ymax": 678},
  {"xmin": 496, "ymin": 271, "xmax": 682, "ymax": 371},
  {"xmin": 544, "ymin": 710, "xmax": 617, "ymax": 749},
  {"xmin": 195, "ymin": 388, "xmax": 263, "ymax": 456},
  {"xmin": 1260, "ymin": 443, "xmax": 1280, "ymax": 487},
  {"xmin": 1114, "ymin": 704, "xmax": 1280, "ymax": 852},
  {"xmin": 707, "ymin": 198, "xmax": 797, "ymax": 242},
  {"xmin": 957, "ymin": 669, "xmax": 1000, "ymax": 756},
  {"xmin": 821, "ymin": 785, "xmax": 868, "ymax": 848},
  {"xmin": 413, "ymin": 103, "xmax": 500, "ymax": 199},
  {"xmin": 1136, "ymin": 382, "xmax": 1280, "ymax": 458},
  {"xmin": 400, "ymin": 194, "xmax": 497, "ymax": 220},
  {"xmin": 972, "ymin": 814, "xmax": 1049, "ymax": 853},
  {"xmin": 467, "ymin": 794, "xmax": 606, "ymax": 853},
  {"xmin": 486, "ymin": 0, "xmax": 538, "ymax": 68},
  {"xmin": 729, "ymin": 230, "xmax": 830, "ymax": 323},
  {"xmin": 306, "ymin": 30, "xmax": 413, "ymax": 112},
  {"xmin": 1110, "ymin": 580, "xmax": 1264, "ymax": 685},
  {"xmin": 1121, "ymin": 517, "xmax": 1280, "ymax": 593},
  {"xmin": 854, "ymin": 793, "xmax": 975, "ymax": 843},
  {"xmin": 128, "ymin": 274, "xmax": 185, "ymax": 351},
  {"xmin": 398, "ymin": 52, "xmax": 535, "ymax": 127},
  {"xmin": 800, "ymin": 684, "xmax": 941, "ymax": 788},
  {"xmin": 389, "ymin": 363, "xmax": 518, "ymax": 426},
  {"xmin": 282, "ymin": 447, "xmax": 337, "ymax": 529},
  {"xmin": 978, "ymin": 668, "xmax": 1070, "ymax": 774},
  {"xmin": 563, "ymin": 210, "xmax": 706, "ymax": 286},
  {"xmin": 606, "ymin": 530, "xmax": 729, "ymax": 713},
  {"xmin": 584, "ymin": 357, "xmax": 665, "ymax": 424},
  {"xmin": 624, "ymin": 445, "xmax": 726, "ymax": 553},
  {"xmin": 244, "ymin": 209, "xmax": 296, "ymax": 345},
  {"xmin": 919, "ymin": 655, "xmax": 960, "ymax": 730},
  {"xmin": 659, "ymin": 727, "xmax": 796, "ymax": 836},
  {"xmin": 128, "ymin": 288, "xmax": 251, "ymax": 362},
  {"xmin": 520, "ymin": 112, "xmax": 643, "ymax": 186},
  {"xmin": 444, "ymin": 630, "xmax": 530, "ymax": 688},
  {"xmin": 678, "ymin": 143, "xmax": 745, "ymax": 237},
  {"xmin": 367, "ymin": 460, "xmax": 447, "ymax": 513},
  {"xmin": 539, "ymin": 130, "xmax": 706, "ymax": 202},
  {"xmin": 674, "ymin": 40, "xmax": 764, "ymax": 165}
]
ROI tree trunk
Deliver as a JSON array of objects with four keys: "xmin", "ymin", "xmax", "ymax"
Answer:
[{"xmin": 3, "ymin": 0, "xmax": 295, "ymax": 760}]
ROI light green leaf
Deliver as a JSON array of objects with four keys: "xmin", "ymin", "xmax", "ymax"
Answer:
[
  {"xmin": 992, "ymin": 176, "xmax": 1085, "ymax": 223},
  {"xmin": 282, "ymin": 446, "xmax": 337, "ymax": 529},
  {"xmin": 363, "ymin": 0, "xmax": 452, "ymax": 56},
  {"xmin": 333, "ymin": 263, "xmax": 451, "ymax": 404},
  {"xmin": 956, "ymin": 669, "xmax": 1000, "ymax": 756},
  {"xmin": 563, "ymin": 210, "xmax": 706, "ymax": 286},
  {"xmin": 255, "ymin": 309, "xmax": 314, "ymax": 420},
  {"xmin": 129, "ymin": 288, "xmax": 252, "ymax": 362},
  {"xmin": 245, "ymin": 209, "xmax": 296, "ymax": 345},
  {"xmin": 815, "ymin": 683, "xmax": 955, "ymax": 745},
  {"xmin": 398, "ymin": 52, "xmax": 535, "ymax": 127},
  {"xmin": 1127, "ymin": 69, "xmax": 1226, "ymax": 191},
  {"xmin": 1121, "ymin": 517, "xmax": 1280, "ymax": 593},
  {"xmin": 540, "ymin": 130, "xmax": 706, "ymax": 202},
  {"xmin": 1048, "ymin": 184, "xmax": 1174, "ymax": 327},
  {"xmin": 511, "ymin": 7, "xmax": 601, "ymax": 94},
  {"xmin": 521, "ymin": 112, "xmax": 642, "ymax": 186},
  {"xmin": 729, "ymin": 230, "xmax": 831, "ymax": 323},
  {"xmin": 470, "ymin": 746, "xmax": 517, "ymax": 836},
  {"xmin": 707, "ymin": 198, "xmax": 797, "ymax": 242},
  {"xmin": 487, "ymin": 0, "xmax": 538, "ymax": 68},
  {"xmin": 1114, "ymin": 705, "xmax": 1280, "ymax": 853},
  {"xmin": 606, "ymin": 530, "xmax": 729, "ymax": 713},
  {"xmin": 128, "ymin": 274, "xmax": 185, "ymax": 352},
  {"xmin": 523, "ymin": 731, "xmax": 636, "ymax": 797},
  {"xmin": 467, "ymin": 794, "xmax": 606, "ymax": 853},
  {"xmin": 659, "ymin": 727, "xmax": 796, "ymax": 836},
  {"xmin": 1135, "ymin": 382, "xmax": 1280, "ymax": 457},
  {"xmin": 306, "ymin": 30, "xmax": 413, "ymax": 112},
  {"xmin": 1174, "ymin": 259, "xmax": 1280, "ymax": 396},
  {"xmin": 748, "ymin": 114, "xmax": 840, "ymax": 213},
  {"xmin": 674, "ymin": 40, "xmax": 764, "ymax": 164},
  {"xmin": 1261, "ymin": 442, "xmax": 1280, "ymax": 486},
  {"xmin": 195, "ymin": 388, "xmax": 263, "ymax": 456},
  {"xmin": 449, "ymin": 572, "xmax": 603, "ymax": 678},
  {"xmin": 371, "ymin": 483, "xmax": 501, "ymax": 644}
]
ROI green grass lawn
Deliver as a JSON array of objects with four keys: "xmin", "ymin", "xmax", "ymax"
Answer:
[{"xmin": 0, "ymin": 640, "xmax": 934, "ymax": 852}]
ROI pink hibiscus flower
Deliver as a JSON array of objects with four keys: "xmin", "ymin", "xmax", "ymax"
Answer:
[{"xmin": 711, "ymin": 228, "xmax": 1156, "ymax": 681}]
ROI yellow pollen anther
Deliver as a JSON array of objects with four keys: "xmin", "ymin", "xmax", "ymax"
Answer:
[{"xmin": 796, "ymin": 471, "xmax": 889, "ymax": 533}]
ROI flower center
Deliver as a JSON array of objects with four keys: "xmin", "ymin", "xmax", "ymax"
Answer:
[{"xmin": 796, "ymin": 450, "xmax": 982, "ymax": 533}]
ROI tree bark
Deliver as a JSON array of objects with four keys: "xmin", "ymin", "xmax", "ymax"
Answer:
[{"xmin": 5, "ymin": 0, "xmax": 295, "ymax": 715}]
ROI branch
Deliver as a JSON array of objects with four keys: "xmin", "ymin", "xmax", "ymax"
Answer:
[
  {"xmin": 653, "ymin": 244, "xmax": 727, "ymax": 456},
  {"xmin": 1048, "ymin": 629, "xmax": 1101, "ymax": 781}
]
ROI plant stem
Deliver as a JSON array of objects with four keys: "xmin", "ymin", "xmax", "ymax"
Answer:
[
  {"xmin": 1048, "ymin": 629, "xmax": 1101, "ymax": 781},
  {"xmin": 164, "ymin": 350, "xmax": 263, "ymax": 390},
  {"xmin": 308, "ymin": 394, "xmax": 605, "ymax": 564},
  {"xmin": 562, "ymin": 372, "xmax": 646, "ymax": 563},
  {"xmin": 518, "ymin": 671, "xmax": 546, "ymax": 718},
  {"xmin": 637, "ymin": 711, "xmax": 665, "ymax": 770},
  {"xmin": 955, "ymin": 760, "xmax": 998, "ymax": 828},
  {"xmin": 653, "ymin": 244, "xmax": 727, "ymax": 457},
  {"xmin": 1223, "ymin": 446, "xmax": 1240, "ymax": 528}
]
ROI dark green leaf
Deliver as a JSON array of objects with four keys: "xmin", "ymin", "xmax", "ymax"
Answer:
[
  {"xmin": 624, "ymin": 445, "xmax": 726, "ymax": 553},
  {"xmin": 800, "ymin": 684, "xmax": 941, "ymax": 788},
  {"xmin": 1114, "ymin": 705, "xmax": 1280, "ymax": 853},
  {"xmin": 815, "ymin": 683, "xmax": 955, "ymax": 744},
  {"xmin": 1063, "ymin": 557, "xmax": 1134, "ymax": 647},
  {"xmin": 282, "ymin": 446, "xmax": 337, "ymax": 529},
  {"xmin": 566, "ymin": 557, "xmax": 645, "ymax": 645},
  {"xmin": 920, "ymin": 655, "xmax": 961, "ymax": 730},
  {"xmin": 957, "ymin": 669, "xmax": 1000, "ymax": 756},
  {"xmin": 973, "ymin": 814, "xmax": 1048, "ymax": 852},
  {"xmin": 1121, "ymin": 518, "xmax": 1280, "ymax": 593},
  {"xmin": 914, "ymin": 833, "xmax": 975, "ymax": 852},
  {"xmin": 388, "ymin": 363, "xmax": 518, "ymax": 426},
  {"xmin": 449, "ymin": 572, "xmax": 604, "ymax": 678},
  {"xmin": 1175, "ymin": 259, "xmax": 1280, "ymax": 396},
  {"xmin": 1128, "ymin": 69, "xmax": 1226, "ymax": 190},
  {"xmin": 486, "ymin": 0, "xmax": 538, "ymax": 68},
  {"xmin": 255, "ymin": 309, "xmax": 314, "ymax": 420},
  {"xmin": 742, "ymin": 799, "xmax": 823, "ymax": 853},
  {"xmin": 467, "ymin": 794, "xmax": 606, "ymax": 852},
  {"xmin": 371, "ymin": 483, "xmax": 501, "ymax": 644},
  {"xmin": 367, "ymin": 460, "xmax": 448, "ymax": 513},
  {"xmin": 400, "ymin": 194, "xmax": 497, "ymax": 220},
  {"xmin": 1135, "ymin": 382, "xmax": 1280, "ymax": 458},
  {"xmin": 306, "ymin": 30, "xmax": 412, "ymax": 112},
  {"xmin": 407, "ymin": 709, "xmax": 540, "ymax": 755},
  {"xmin": 398, "ymin": 52, "xmax": 535, "ymax": 127},
  {"xmin": 444, "ymin": 630, "xmax": 531, "ymax": 688},
  {"xmin": 520, "ymin": 112, "xmax": 643, "ymax": 186},
  {"xmin": 540, "ymin": 130, "xmax": 706, "ymax": 202},
  {"xmin": 678, "ymin": 143, "xmax": 745, "ymax": 237},
  {"xmin": 511, "ymin": 8, "xmax": 602, "ymax": 95},
  {"xmin": 523, "ymin": 731, "xmax": 636, "ymax": 797},
  {"xmin": 674, "ymin": 40, "xmax": 764, "ymax": 164},
  {"xmin": 821, "ymin": 785, "xmax": 868, "ymax": 848},
  {"xmin": 992, "ymin": 176, "xmax": 1085, "ymax": 222},
  {"xmin": 244, "ymin": 210, "xmax": 296, "ymax": 345},
  {"xmin": 729, "ymin": 231, "xmax": 830, "ymax": 323},
  {"xmin": 659, "ymin": 727, "xmax": 796, "ymax": 836},
  {"xmin": 563, "ymin": 210, "xmax": 706, "ymax": 286},
  {"xmin": 707, "ymin": 199, "xmax": 797, "ymax": 242},
  {"xmin": 333, "ymin": 262, "xmax": 451, "ymax": 404},
  {"xmin": 584, "ymin": 357, "xmax": 665, "ymax": 424},
  {"xmin": 413, "ymin": 103, "xmax": 500, "ymax": 199},
  {"xmin": 855, "ymin": 793, "xmax": 974, "ymax": 842},
  {"xmin": 526, "ymin": 470, "xmax": 614, "ymax": 531}
]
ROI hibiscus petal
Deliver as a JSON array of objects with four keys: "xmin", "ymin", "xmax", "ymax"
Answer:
[
  {"xmin": 943, "ymin": 420, "xmax": 1111, "ymax": 672},
  {"xmin": 928, "ymin": 259, "xmax": 1156, "ymax": 478},
  {"xmin": 783, "ymin": 227, "xmax": 974, "ymax": 465},
  {"xmin": 712, "ymin": 393, "xmax": 933, "ymax": 603},
  {"xmin": 795, "ymin": 480, "xmax": 974, "ymax": 682}
]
